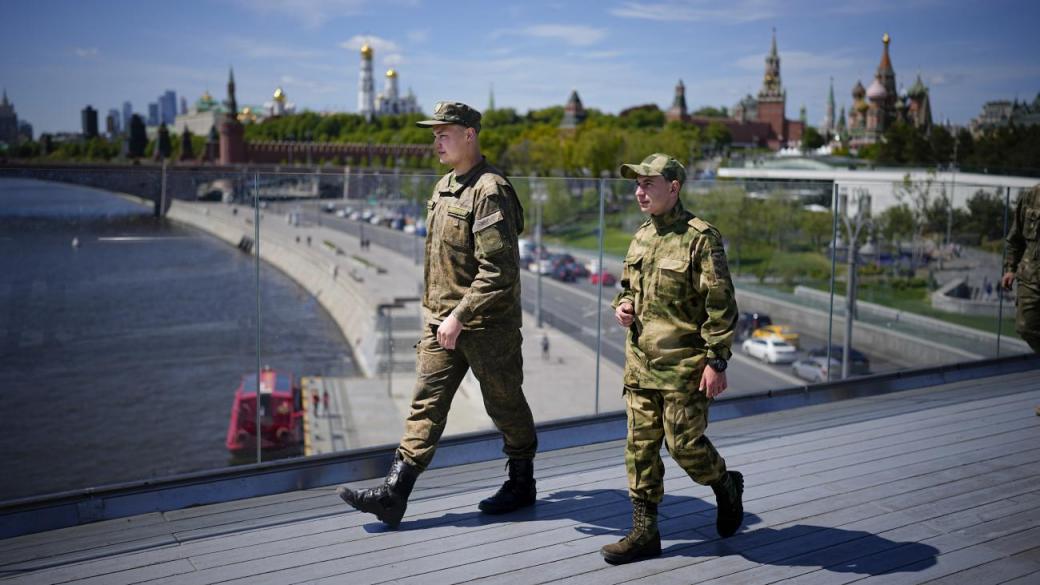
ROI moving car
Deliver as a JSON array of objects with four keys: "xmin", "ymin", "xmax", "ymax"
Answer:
[
  {"xmin": 791, "ymin": 356, "xmax": 840, "ymax": 383},
  {"xmin": 752, "ymin": 325, "xmax": 800, "ymax": 348},
  {"xmin": 808, "ymin": 345, "xmax": 871, "ymax": 375},
  {"xmin": 741, "ymin": 337, "xmax": 799, "ymax": 364},
  {"xmin": 736, "ymin": 312, "xmax": 772, "ymax": 340},
  {"xmin": 589, "ymin": 271, "xmax": 617, "ymax": 286}
]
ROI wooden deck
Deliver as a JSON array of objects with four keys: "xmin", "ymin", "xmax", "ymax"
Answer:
[{"xmin": 2, "ymin": 368, "xmax": 1038, "ymax": 584}]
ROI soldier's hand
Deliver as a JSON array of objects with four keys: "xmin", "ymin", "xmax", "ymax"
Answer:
[
  {"xmin": 615, "ymin": 302, "xmax": 635, "ymax": 328},
  {"xmin": 437, "ymin": 314, "xmax": 463, "ymax": 350},
  {"xmin": 1001, "ymin": 272, "xmax": 1016, "ymax": 291},
  {"xmin": 699, "ymin": 367, "xmax": 727, "ymax": 399}
]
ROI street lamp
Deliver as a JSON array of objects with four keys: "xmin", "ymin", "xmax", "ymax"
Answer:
[
  {"xmin": 532, "ymin": 180, "xmax": 548, "ymax": 328},
  {"xmin": 378, "ymin": 297, "xmax": 420, "ymax": 398}
]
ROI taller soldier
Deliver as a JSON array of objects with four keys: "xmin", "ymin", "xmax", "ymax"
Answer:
[
  {"xmin": 602, "ymin": 153, "xmax": 744, "ymax": 565},
  {"xmin": 338, "ymin": 102, "xmax": 538, "ymax": 527}
]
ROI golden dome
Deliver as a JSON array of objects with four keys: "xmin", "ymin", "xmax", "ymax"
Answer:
[
  {"xmin": 360, "ymin": 43, "xmax": 373, "ymax": 59},
  {"xmin": 273, "ymin": 87, "xmax": 286, "ymax": 102},
  {"xmin": 386, "ymin": 68, "xmax": 397, "ymax": 78},
  {"xmin": 201, "ymin": 90, "xmax": 212, "ymax": 101}
]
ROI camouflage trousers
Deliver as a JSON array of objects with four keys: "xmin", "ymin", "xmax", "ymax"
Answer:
[
  {"xmin": 623, "ymin": 385, "xmax": 727, "ymax": 503},
  {"xmin": 1017, "ymin": 280, "xmax": 1040, "ymax": 352},
  {"xmin": 397, "ymin": 325, "xmax": 537, "ymax": 471}
]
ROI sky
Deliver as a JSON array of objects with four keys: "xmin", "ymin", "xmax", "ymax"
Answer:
[{"xmin": 2, "ymin": 0, "xmax": 1039, "ymax": 134}]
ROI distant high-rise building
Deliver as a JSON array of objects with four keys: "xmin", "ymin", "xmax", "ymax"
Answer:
[
  {"xmin": 81, "ymin": 105, "xmax": 99, "ymax": 138},
  {"xmin": 179, "ymin": 96, "xmax": 188, "ymax": 116},
  {"xmin": 0, "ymin": 89, "xmax": 19, "ymax": 145},
  {"xmin": 122, "ymin": 101, "xmax": 133, "ymax": 131},
  {"xmin": 159, "ymin": 90, "xmax": 177, "ymax": 125},
  {"xmin": 147, "ymin": 102, "xmax": 159, "ymax": 126},
  {"xmin": 107, "ymin": 108, "xmax": 121, "ymax": 135},
  {"xmin": 357, "ymin": 43, "xmax": 375, "ymax": 120},
  {"xmin": 18, "ymin": 120, "xmax": 33, "ymax": 142}
]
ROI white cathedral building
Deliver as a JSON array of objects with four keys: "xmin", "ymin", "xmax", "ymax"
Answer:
[{"xmin": 357, "ymin": 43, "xmax": 419, "ymax": 120}]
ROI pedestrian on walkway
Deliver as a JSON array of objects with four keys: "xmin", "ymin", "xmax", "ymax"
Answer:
[
  {"xmin": 1000, "ymin": 184, "xmax": 1040, "ymax": 415},
  {"xmin": 541, "ymin": 332, "xmax": 550, "ymax": 361},
  {"xmin": 337, "ymin": 102, "xmax": 538, "ymax": 528},
  {"xmin": 312, "ymin": 391, "xmax": 320, "ymax": 417},
  {"xmin": 602, "ymin": 153, "xmax": 744, "ymax": 565}
]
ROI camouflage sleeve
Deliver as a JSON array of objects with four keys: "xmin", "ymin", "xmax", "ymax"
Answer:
[
  {"xmin": 451, "ymin": 183, "xmax": 519, "ymax": 325},
  {"xmin": 692, "ymin": 230, "xmax": 738, "ymax": 361},
  {"xmin": 1004, "ymin": 192, "xmax": 1026, "ymax": 275},
  {"xmin": 612, "ymin": 238, "xmax": 637, "ymax": 309}
]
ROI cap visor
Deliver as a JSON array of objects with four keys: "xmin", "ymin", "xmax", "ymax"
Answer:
[
  {"xmin": 415, "ymin": 119, "xmax": 454, "ymax": 128},
  {"xmin": 618, "ymin": 163, "xmax": 660, "ymax": 179}
]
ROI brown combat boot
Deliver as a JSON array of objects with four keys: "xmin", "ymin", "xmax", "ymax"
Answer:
[
  {"xmin": 479, "ymin": 458, "xmax": 537, "ymax": 514},
  {"xmin": 601, "ymin": 499, "xmax": 661, "ymax": 565},
  {"xmin": 336, "ymin": 453, "xmax": 419, "ymax": 529},
  {"xmin": 711, "ymin": 470, "xmax": 744, "ymax": 538}
]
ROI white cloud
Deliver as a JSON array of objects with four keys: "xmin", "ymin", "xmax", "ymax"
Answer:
[
  {"xmin": 383, "ymin": 54, "xmax": 405, "ymax": 66},
  {"xmin": 406, "ymin": 29, "xmax": 430, "ymax": 44},
  {"xmin": 609, "ymin": 0, "xmax": 777, "ymax": 23},
  {"xmin": 493, "ymin": 24, "xmax": 608, "ymax": 47},
  {"xmin": 234, "ymin": 0, "xmax": 370, "ymax": 28},
  {"xmin": 340, "ymin": 35, "xmax": 401, "ymax": 55},
  {"xmin": 227, "ymin": 36, "xmax": 323, "ymax": 60},
  {"xmin": 73, "ymin": 47, "xmax": 99, "ymax": 58}
]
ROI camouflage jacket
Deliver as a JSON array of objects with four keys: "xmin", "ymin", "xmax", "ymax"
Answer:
[
  {"xmin": 613, "ymin": 201, "xmax": 738, "ymax": 390},
  {"xmin": 1005, "ymin": 185, "xmax": 1040, "ymax": 285},
  {"xmin": 422, "ymin": 157, "xmax": 524, "ymax": 329}
]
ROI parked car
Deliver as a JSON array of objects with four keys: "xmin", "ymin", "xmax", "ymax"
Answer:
[
  {"xmin": 808, "ymin": 345, "xmax": 871, "ymax": 375},
  {"xmin": 742, "ymin": 338, "xmax": 799, "ymax": 364},
  {"xmin": 752, "ymin": 324, "xmax": 800, "ymax": 347},
  {"xmin": 589, "ymin": 271, "xmax": 617, "ymax": 286},
  {"xmin": 736, "ymin": 312, "xmax": 772, "ymax": 340},
  {"xmin": 791, "ymin": 357, "xmax": 841, "ymax": 383}
]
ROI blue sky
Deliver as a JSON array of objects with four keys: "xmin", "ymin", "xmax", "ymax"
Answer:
[{"xmin": 3, "ymin": 0, "xmax": 1039, "ymax": 134}]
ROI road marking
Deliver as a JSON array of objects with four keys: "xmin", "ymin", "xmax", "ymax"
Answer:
[{"xmin": 731, "ymin": 352, "xmax": 803, "ymax": 386}]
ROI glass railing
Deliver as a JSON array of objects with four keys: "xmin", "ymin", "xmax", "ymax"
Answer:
[{"xmin": 0, "ymin": 161, "xmax": 1033, "ymax": 502}]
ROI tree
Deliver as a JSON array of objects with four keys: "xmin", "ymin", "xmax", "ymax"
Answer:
[
  {"xmin": 127, "ymin": 114, "xmax": 147, "ymax": 158},
  {"xmin": 801, "ymin": 127, "xmax": 825, "ymax": 150},
  {"xmin": 705, "ymin": 121, "xmax": 731, "ymax": 154},
  {"xmin": 692, "ymin": 106, "xmax": 728, "ymax": 118},
  {"xmin": 156, "ymin": 123, "xmax": 172, "ymax": 160}
]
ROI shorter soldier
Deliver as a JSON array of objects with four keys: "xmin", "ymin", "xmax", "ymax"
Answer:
[
  {"xmin": 1000, "ymin": 184, "xmax": 1040, "ymax": 415},
  {"xmin": 602, "ymin": 153, "xmax": 743, "ymax": 565}
]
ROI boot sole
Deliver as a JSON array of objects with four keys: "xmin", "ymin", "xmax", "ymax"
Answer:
[{"xmin": 337, "ymin": 487, "xmax": 405, "ymax": 528}]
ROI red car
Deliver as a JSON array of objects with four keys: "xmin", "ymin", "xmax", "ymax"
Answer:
[{"xmin": 589, "ymin": 271, "xmax": 617, "ymax": 286}]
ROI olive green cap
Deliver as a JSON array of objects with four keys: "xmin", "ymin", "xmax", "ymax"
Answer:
[
  {"xmin": 619, "ymin": 153, "xmax": 686, "ymax": 185},
  {"xmin": 416, "ymin": 101, "xmax": 482, "ymax": 131}
]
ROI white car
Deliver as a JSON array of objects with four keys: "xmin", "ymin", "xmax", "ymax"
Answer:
[
  {"xmin": 791, "ymin": 357, "xmax": 840, "ymax": 383},
  {"xmin": 742, "ymin": 338, "xmax": 799, "ymax": 364}
]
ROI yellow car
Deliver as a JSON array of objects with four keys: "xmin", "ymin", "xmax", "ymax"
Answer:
[{"xmin": 752, "ymin": 325, "xmax": 800, "ymax": 348}]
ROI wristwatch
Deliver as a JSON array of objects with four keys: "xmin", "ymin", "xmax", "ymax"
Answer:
[{"xmin": 706, "ymin": 357, "xmax": 728, "ymax": 372}]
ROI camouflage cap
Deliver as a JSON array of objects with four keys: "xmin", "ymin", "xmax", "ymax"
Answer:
[
  {"xmin": 416, "ymin": 101, "xmax": 482, "ymax": 131},
  {"xmin": 619, "ymin": 153, "xmax": 686, "ymax": 185}
]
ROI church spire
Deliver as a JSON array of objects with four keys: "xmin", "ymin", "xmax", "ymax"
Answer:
[{"xmin": 226, "ymin": 67, "xmax": 238, "ymax": 117}]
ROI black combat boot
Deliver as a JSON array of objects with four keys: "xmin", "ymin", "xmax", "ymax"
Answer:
[
  {"xmin": 711, "ymin": 470, "xmax": 744, "ymax": 538},
  {"xmin": 601, "ymin": 499, "xmax": 661, "ymax": 565},
  {"xmin": 336, "ymin": 453, "xmax": 420, "ymax": 528},
  {"xmin": 478, "ymin": 458, "xmax": 537, "ymax": 514}
]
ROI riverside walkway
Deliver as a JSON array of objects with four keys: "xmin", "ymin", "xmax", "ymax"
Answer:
[{"xmin": 1, "ymin": 367, "xmax": 1037, "ymax": 584}]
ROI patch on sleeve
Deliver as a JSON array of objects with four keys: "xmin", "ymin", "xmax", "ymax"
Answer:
[
  {"xmin": 710, "ymin": 248, "xmax": 731, "ymax": 283},
  {"xmin": 476, "ymin": 225, "xmax": 506, "ymax": 255},
  {"xmin": 472, "ymin": 210, "xmax": 504, "ymax": 233}
]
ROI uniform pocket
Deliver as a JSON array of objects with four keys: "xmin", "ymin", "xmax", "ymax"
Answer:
[
  {"xmin": 656, "ymin": 257, "xmax": 689, "ymax": 299},
  {"xmin": 443, "ymin": 205, "xmax": 472, "ymax": 249}
]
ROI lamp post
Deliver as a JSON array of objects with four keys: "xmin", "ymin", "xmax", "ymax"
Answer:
[
  {"xmin": 837, "ymin": 185, "xmax": 872, "ymax": 379},
  {"xmin": 532, "ymin": 181, "xmax": 547, "ymax": 327}
]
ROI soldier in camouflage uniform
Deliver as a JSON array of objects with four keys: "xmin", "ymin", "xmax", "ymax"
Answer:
[
  {"xmin": 1001, "ymin": 185, "xmax": 1040, "ymax": 415},
  {"xmin": 338, "ymin": 102, "xmax": 538, "ymax": 527},
  {"xmin": 601, "ymin": 153, "xmax": 744, "ymax": 565}
]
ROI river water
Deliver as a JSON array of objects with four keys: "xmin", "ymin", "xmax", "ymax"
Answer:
[{"xmin": 0, "ymin": 179, "xmax": 356, "ymax": 501}]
